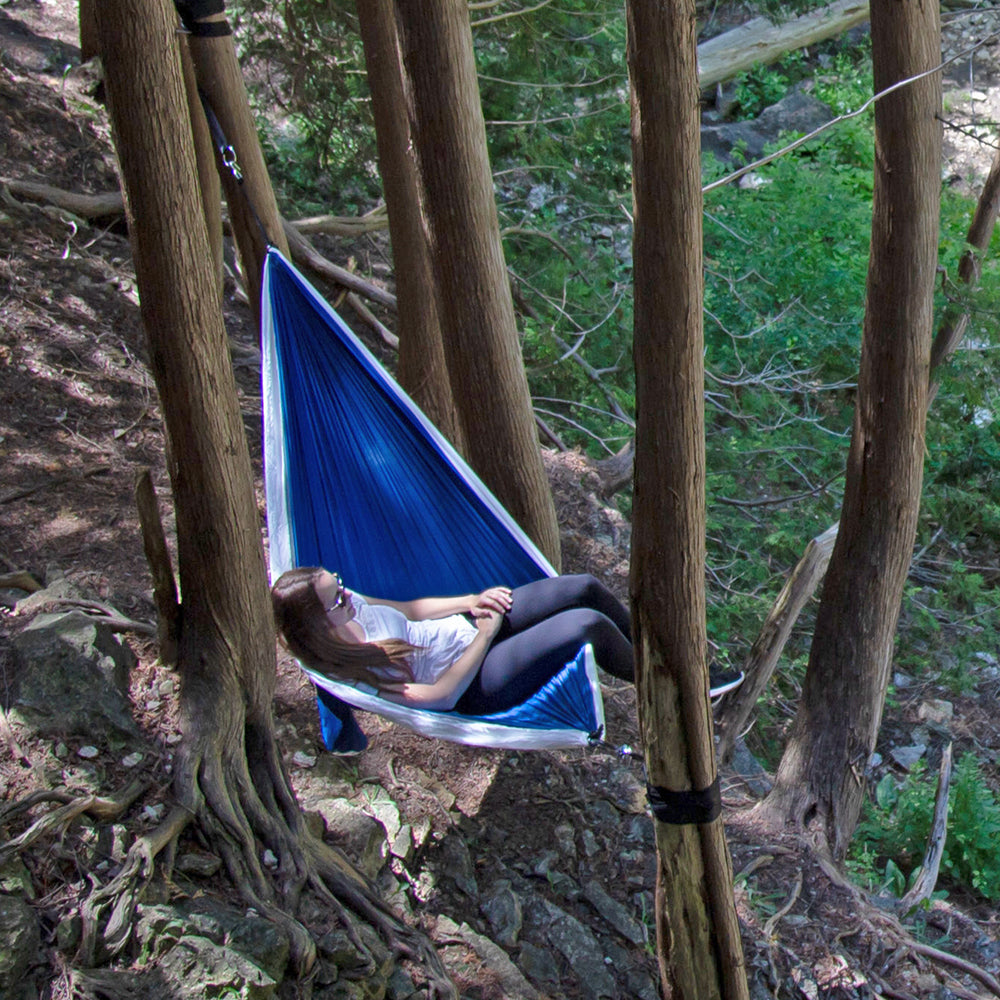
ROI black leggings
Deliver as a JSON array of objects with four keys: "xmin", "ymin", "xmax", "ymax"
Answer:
[{"xmin": 455, "ymin": 574, "xmax": 634, "ymax": 715}]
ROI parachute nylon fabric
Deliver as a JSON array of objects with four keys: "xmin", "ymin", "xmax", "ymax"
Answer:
[{"xmin": 260, "ymin": 248, "xmax": 605, "ymax": 748}]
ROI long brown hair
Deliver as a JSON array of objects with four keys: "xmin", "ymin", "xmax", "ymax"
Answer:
[{"xmin": 271, "ymin": 567, "xmax": 417, "ymax": 686}]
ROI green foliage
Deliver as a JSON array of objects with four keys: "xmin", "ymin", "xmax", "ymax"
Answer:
[
  {"xmin": 732, "ymin": 56, "xmax": 801, "ymax": 120},
  {"xmin": 852, "ymin": 756, "xmax": 1000, "ymax": 901}
]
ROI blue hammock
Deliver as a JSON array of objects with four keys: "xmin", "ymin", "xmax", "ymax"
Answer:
[{"xmin": 261, "ymin": 248, "xmax": 604, "ymax": 751}]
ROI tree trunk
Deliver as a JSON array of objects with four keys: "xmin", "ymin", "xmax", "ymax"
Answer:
[
  {"xmin": 393, "ymin": 0, "xmax": 561, "ymax": 569},
  {"xmin": 357, "ymin": 0, "xmax": 465, "ymax": 453},
  {"xmin": 92, "ymin": 1, "xmax": 456, "ymax": 991},
  {"xmin": 759, "ymin": 0, "xmax": 941, "ymax": 860},
  {"xmin": 627, "ymin": 1, "xmax": 748, "ymax": 997}
]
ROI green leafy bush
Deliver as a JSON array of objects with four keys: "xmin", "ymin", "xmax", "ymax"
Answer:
[{"xmin": 853, "ymin": 754, "xmax": 1000, "ymax": 901}]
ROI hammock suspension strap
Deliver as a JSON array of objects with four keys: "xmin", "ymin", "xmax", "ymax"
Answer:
[
  {"xmin": 194, "ymin": 89, "xmax": 276, "ymax": 248},
  {"xmin": 175, "ymin": 0, "xmax": 232, "ymax": 37}
]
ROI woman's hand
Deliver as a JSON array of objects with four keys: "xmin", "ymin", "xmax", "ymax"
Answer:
[
  {"xmin": 475, "ymin": 609, "xmax": 504, "ymax": 640},
  {"xmin": 471, "ymin": 586, "xmax": 512, "ymax": 618}
]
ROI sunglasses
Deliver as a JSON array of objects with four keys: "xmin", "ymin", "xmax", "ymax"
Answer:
[{"xmin": 325, "ymin": 573, "xmax": 347, "ymax": 612}]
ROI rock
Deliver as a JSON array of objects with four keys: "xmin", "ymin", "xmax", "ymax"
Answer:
[
  {"xmin": 308, "ymin": 798, "xmax": 386, "ymax": 878},
  {"xmin": 154, "ymin": 934, "xmax": 278, "ymax": 999},
  {"xmin": 176, "ymin": 851, "xmax": 223, "ymax": 878},
  {"xmin": 10, "ymin": 609, "xmax": 141, "ymax": 742},
  {"xmin": 481, "ymin": 880, "xmax": 523, "ymax": 949},
  {"xmin": 729, "ymin": 737, "xmax": 774, "ymax": 797},
  {"xmin": 432, "ymin": 832, "xmax": 477, "ymax": 897},
  {"xmin": 518, "ymin": 940, "xmax": 561, "ymax": 986},
  {"xmin": 582, "ymin": 881, "xmax": 647, "ymax": 946},
  {"xmin": 917, "ymin": 699, "xmax": 954, "ymax": 731},
  {"xmin": 890, "ymin": 744, "xmax": 926, "ymax": 770},
  {"xmin": 436, "ymin": 916, "xmax": 541, "ymax": 1000},
  {"xmin": 0, "ymin": 859, "xmax": 35, "ymax": 899},
  {"xmin": 135, "ymin": 900, "xmax": 290, "ymax": 983},
  {"xmin": 368, "ymin": 795, "xmax": 402, "ymax": 844},
  {"xmin": 0, "ymin": 894, "xmax": 40, "ymax": 992},
  {"xmin": 702, "ymin": 88, "xmax": 833, "ymax": 166},
  {"xmin": 536, "ymin": 899, "xmax": 617, "ymax": 999}
]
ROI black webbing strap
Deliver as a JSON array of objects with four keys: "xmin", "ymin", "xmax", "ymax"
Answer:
[
  {"xmin": 195, "ymin": 89, "xmax": 274, "ymax": 246},
  {"xmin": 646, "ymin": 777, "xmax": 722, "ymax": 825},
  {"xmin": 175, "ymin": 0, "xmax": 232, "ymax": 36}
]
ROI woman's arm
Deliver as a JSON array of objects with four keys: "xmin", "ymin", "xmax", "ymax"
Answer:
[
  {"xmin": 369, "ymin": 586, "xmax": 512, "ymax": 621},
  {"xmin": 380, "ymin": 613, "xmax": 503, "ymax": 710}
]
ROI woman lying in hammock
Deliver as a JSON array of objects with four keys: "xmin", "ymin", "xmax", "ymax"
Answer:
[{"xmin": 271, "ymin": 568, "xmax": 743, "ymax": 715}]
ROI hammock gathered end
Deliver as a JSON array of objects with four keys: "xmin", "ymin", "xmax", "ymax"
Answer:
[{"xmin": 260, "ymin": 248, "xmax": 605, "ymax": 750}]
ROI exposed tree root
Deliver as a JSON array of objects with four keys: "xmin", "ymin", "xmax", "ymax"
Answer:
[
  {"xmin": 63, "ymin": 726, "xmax": 458, "ymax": 998},
  {"xmin": 0, "ymin": 779, "xmax": 147, "ymax": 869},
  {"xmin": 800, "ymin": 832, "xmax": 1000, "ymax": 998}
]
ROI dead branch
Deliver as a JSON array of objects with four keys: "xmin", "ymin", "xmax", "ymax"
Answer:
[
  {"xmin": 135, "ymin": 469, "xmax": 180, "ymax": 663},
  {"xmin": 40, "ymin": 598, "xmax": 157, "ymax": 637},
  {"xmin": 0, "ymin": 177, "xmax": 397, "ymax": 311},
  {"xmin": 291, "ymin": 203, "xmax": 388, "ymax": 237},
  {"xmin": 0, "ymin": 177, "xmax": 124, "ymax": 218},
  {"xmin": 929, "ymin": 141, "xmax": 1000, "ymax": 395},
  {"xmin": 898, "ymin": 742, "xmax": 953, "ymax": 914},
  {"xmin": 281, "ymin": 220, "xmax": 397, "ymax": 310},
  {"xmin": 0, "ymin": 570, "xmax": 44, "ymax": 592},
  {"xmin": 346, "ymin": 291, "xmax": 399, "ymax": 350},
  {"xmin": 715, "ymin": 523, "xmax": 839, "ymax": 764},
  {"xmin": 763, "ymin": 868, "xmax": 803, "ymax": 939},
  {"xmin": 808, "ymin": 838, "xmax": 1000, "ymax": 999},
  {"xmin": 0, "ymin": 465, "xmax": 111, "ymax": 505}
]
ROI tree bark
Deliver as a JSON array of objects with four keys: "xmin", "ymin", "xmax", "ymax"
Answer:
[
  {"xmin": 760, "ymin": 0, "xmax": 941, "ymax": 860},
  {"xmin": 627, "ymin": 1, "xmax": 748, "ymax": 996},
  {"xmin": 393, "ymin": 0, "xmax": 561, "ymax": 569},
  {"xmin": 357, "ymin": 0, "xmax": 465, "ymax": 452}
]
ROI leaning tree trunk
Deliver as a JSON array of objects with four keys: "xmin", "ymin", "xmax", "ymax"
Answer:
[
  {"xmin": 627, "ymin": 1, "xmax": 748, "ymax": 996},
  {"xmin": 393, "ymin": 0, "xmax": 562, "ymax": 570},
  {"xmin": 759, "ymin": 0, "xmax": 941, "ymax": 860},
  {"xmin": 91, "ymin": 1, "xmax": 455, "ymax": 992},
  {"xmin": 357, "ymin": 0, "xmax": 465, "ymax": 453}
]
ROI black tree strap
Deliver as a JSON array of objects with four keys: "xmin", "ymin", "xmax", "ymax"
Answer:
[
  {"xmin": 646, "ymin": 777, "xmax": 722, "ymax": 825},
  {"xmin": 196, "ymin": 89, "xmax": 275, "ymax": 247},
  {"xmin": 175, "ymin": 0, "xmax": 232, "ymax": 36}
]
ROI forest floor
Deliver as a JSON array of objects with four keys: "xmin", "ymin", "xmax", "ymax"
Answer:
[{"xmin": 2, "ymin": 3, "xmax": 1000, "ymax": 999}]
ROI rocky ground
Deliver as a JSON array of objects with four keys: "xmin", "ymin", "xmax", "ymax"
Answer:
[{"xmin": 2, "ymin": 3, "xmax": 1000, "ymax": 999}]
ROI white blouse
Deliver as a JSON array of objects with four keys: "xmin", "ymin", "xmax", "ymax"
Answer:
[{"xmin": 350, "ymin": 593, "xmax": 478, "ymax": 683}]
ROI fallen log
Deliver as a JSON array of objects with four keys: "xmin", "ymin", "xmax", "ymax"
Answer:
[{"xmin": 698, "ymin": 0, "xmax": 870, "ymax": 91}]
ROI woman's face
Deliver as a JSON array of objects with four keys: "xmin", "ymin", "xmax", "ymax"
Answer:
[{"xmin": 315, "ymin": 570, "xmax": 355, "ymax": 624}]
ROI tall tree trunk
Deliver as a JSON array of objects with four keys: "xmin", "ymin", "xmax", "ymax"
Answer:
[
  {"xmin": 393, "ymin": 0, "xmax": 561, "ymax": 569},
  {"xmin": 357, "ymin": 0, "xmax": 465, "ymax": 452},
  {"xmin": 627, "ymin": 1, "xmax": 748, "ymax": 996},
  {"xmin": 760, "ymin": 0, "xmax": 941, "ymax": 860},
  {"xmin": 91, "ymin": 2, "xmax": 456, "ymax": 991}
]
